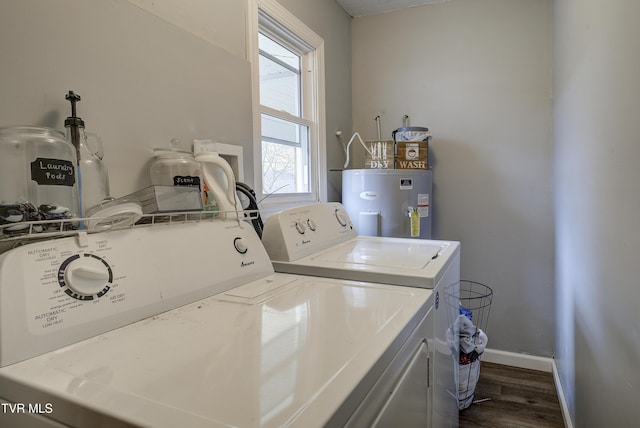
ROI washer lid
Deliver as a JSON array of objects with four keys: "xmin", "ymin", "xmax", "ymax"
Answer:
[
  {"xmin": 0, "ymin": 274, "xmax": 431, "ymax": 428},
  {"xmin": 271, "ymin": 236, "xmax": 459, "ymax": 288},
  {"xmin": 311, "ymin": 237, "xmax": 445, "ymax": 270}
]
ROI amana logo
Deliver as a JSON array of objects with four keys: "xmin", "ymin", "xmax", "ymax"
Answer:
[{"xmin": 240, "ymin": 261, "xmax": 255, "ymax": 268}]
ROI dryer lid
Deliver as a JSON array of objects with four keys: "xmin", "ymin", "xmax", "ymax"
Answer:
[{"xmin": 0, "ymin": 274, "xmax": 431, "ymax": 428}]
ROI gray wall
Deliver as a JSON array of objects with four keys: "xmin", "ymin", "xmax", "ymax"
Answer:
[
  {"xmin": 554, "ymin": 0, "xmax": 640, "ymax": 426},
  {"xmin": 351, "ymin": 0, "xmax": 554, "ymax": 356},
  {"xmin": 0, "ymin": 0, "xmax": 351, "ymax": 202}
]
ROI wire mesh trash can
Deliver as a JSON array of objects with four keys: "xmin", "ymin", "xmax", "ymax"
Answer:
[{"xmin": 456, "ymin": 280, "xmax": 493, "ymax": 410}]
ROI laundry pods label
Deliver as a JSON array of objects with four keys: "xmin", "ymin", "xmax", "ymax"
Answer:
[{"xmin": 30, "ymin": 158, "xmax": 75, "ymax": 186}]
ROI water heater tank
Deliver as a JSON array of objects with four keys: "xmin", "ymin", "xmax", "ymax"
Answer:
[{"xmin": 341, "ymin": 169, "xmax": 432, "ymax": 239}]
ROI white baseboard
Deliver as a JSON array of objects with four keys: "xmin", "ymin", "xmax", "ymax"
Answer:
[
  {"xmin": 481, "ymin": 348, "xmax": 553, "ymax": 372},
  {"xmin": 552, "ymin": 359, "xmax": 574, "ymax": 428}
]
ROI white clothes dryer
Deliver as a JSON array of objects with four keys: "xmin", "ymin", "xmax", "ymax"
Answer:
[
  {"xmin": 0, "ymin": 216, "xmax": 435, "ymax": 427},
  {"xmin": 262, "ymin": 202, "xmax": 461, "ymax": 428}
]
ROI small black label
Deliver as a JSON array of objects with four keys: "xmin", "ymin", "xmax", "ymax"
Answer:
[
  {"xmin": 30, "ymin": 158, "xmax": 75, "ymax": 186},
  {"xmin": 173, "ymin": 175, "xmax": 201, "ymax": 189}
]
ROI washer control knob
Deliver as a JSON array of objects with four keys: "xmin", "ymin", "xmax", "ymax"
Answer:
[
  {"xmin": 63, "ymin": 255, "xmax": 112, "ymax": 298},
  {"xmin": 307, "ymin": 219, "xmax": 317, "ymax": 231},
  {"xmin": 335, "ymin": 210, "xmax": 349, "ymax": 227},
  {"xmin": 295, "ymin": 221, "xmax": 306, "ymax": 234},
  {"xmin": 234, "ymin": 237, "xmax": 248, "ymax": 254}
]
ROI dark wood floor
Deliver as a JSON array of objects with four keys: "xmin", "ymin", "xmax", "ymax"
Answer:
[{"xmin": 459, "ymin": 362, "xmax": 565, "ymax": 428}]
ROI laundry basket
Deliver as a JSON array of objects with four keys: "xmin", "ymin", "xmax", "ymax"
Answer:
[{"xmin": 456, "ymin": 280, "xmax": 493, "ymax": 410}]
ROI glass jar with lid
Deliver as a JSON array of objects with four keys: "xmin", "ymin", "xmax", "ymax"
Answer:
[
  {"xmin": 0, "ymin": 126, "xmax": 79, "ymax": 234},
  {"xmin": 149, "ymin": 148, "xmax": 202, "ymax": 190}
]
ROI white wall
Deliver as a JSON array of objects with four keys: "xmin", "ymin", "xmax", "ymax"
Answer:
[
  {"xmin": 127, "ymin": 0, "xmax": 247, "ymax": 58},
  {"xmin": 351, "ymin": 0, "xmax": 554, "ymax": 356},
  {"xmin": 0, "ymin": 0, "xmax": 254, "ymax": 197},
  {"xmin": 554, "ymin": 0, "xmax": 640, "ymax": 425},
  {"xmin": 0, "ymin": 0, "xmax": 351, "ymax": 203}
]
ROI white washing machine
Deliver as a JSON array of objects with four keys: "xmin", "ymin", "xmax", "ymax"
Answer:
[
  {"xmin": 0, "ymin": 215, "xmax": 436, "ymax": 427},
  {"xmin": 262, "ymin": 202, "xmax": 461, "ymax": 428}
]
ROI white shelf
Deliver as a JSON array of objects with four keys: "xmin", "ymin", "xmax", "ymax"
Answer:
[{"xmin": 0, "ymin": 210, "xmax": 259, "ymax": 243}]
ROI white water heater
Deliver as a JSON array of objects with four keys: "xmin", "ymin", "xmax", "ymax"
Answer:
[{"xmin": 342, "ymin": 169, "xmax": 432, "ymax": 239}]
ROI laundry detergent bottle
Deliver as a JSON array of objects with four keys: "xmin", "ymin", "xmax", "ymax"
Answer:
[{"xmin": 195, "ymin": 152, "xmax": 241, "ymax": 218}]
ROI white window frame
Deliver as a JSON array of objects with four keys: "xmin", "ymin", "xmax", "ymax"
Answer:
[{"xmin": 247, "ymin": 0, "xmax": 327, "ymax": 210}]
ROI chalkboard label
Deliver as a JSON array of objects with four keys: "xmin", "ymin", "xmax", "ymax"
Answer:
[
  {"xmin": 30, "ymin": 158, "xmax": 75, "ymax": 186},
  {"xmin": 173, "ymin": 175, "xmax": 201, "ymax": 189}
]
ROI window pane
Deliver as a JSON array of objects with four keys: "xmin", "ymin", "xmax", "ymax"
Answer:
[
  {"xmin": 259, "ymin": 33, "xmax": 300, "ymax": 70},
  {"xmin": 259, "ymin": 33, "xmax": 301, "ymax": 116},
  {"xmin": 261, "ymin": 114, "xmax": 310, "ymax": 195}
]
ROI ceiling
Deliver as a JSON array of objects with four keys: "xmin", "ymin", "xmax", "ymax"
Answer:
[{"xmin": 335, "ymin": 0, "xmax": 449, "ymax": 17}]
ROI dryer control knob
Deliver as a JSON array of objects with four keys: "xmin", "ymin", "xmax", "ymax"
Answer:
[
  {"xmin": 234, "ymin": 237, "xmax": 248, "ymax": 254},
  {"xmin": 335, "ymin": 210, "xmax": 349, "ymax": 227},
  {"xmin": 295, "ymin": 221, "xmax": 306, "ymax": 234},
  {"xmin": 63, "ymin": 255, "xmax": 112, "ymax": 297},
  {"xmin": 307, "ymin": 219, "xmax": 317, "ymax": 231}
]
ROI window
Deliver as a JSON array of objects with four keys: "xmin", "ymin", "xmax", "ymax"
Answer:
[{"xmin": 248, "ymin": 0, "xmax": 326, "ymax": 207}]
